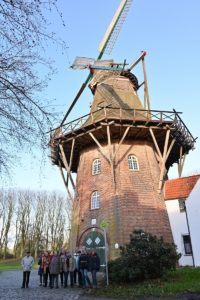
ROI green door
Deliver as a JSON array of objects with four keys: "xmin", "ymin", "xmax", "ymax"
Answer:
[{"xmin": 83, "ymin": 229, "xmax": 105, "ymax": 269}]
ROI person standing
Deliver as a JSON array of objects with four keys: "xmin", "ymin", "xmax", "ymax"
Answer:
[
  {"xmin": 59, "ymin": 252, "xmax": 65, "ymax": 286},
  {"xmin": 43, "ymin": 251, "xmax": 50, "ymax": 287},
  {"xmin": 48, "ymin": 250, "xmax": 54, "ymax": 287},
  {"xmin": 63, "ymin": 251, "xmax": 69, "ymax": 287},
  {"xmin": 38, "ymin": 252, "xmax": 44, "ymax": 286},
  {"xmin": 78, "ymin": 250, "xmax": 91, "ymax": 289},
  {"xmin": 73, "ymin": 250, "xmax": 82, "ymax": 287},
  {"xmin": 88, "ymin": 250, "xmax": 100, "ymax": 288},
  {"xmin": 62, "ymin": 251, "xmax": 75, "ymax": 288},
  {"xmin": 21, "ymin": 251, "xmax": 34, "ymax": 288},
  {"xmin": 49, "ymin": 251, "xmax": 61, "ymax": 288},
  {"xmin": 67, "ymin": 252, "xmax": 76, "ymax": 287}
]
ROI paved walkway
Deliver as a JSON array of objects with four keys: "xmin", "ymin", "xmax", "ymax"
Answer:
[
  {"xmin": 0, "ymin": 270, "xmax": 121, "ymax": 300},
  {"xmin": 0, "ymin": 269, "xmax": 84, "ymax": 300},
  {"xmin": 0, "ymin": 270, "xmax": 200, "ymax": 300}
]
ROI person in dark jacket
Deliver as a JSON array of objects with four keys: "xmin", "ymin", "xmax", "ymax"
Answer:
[
  {"xmin": 60, "ymin": 252, "xmax": 65, "ymax": 286},
  {"xmin": 37, "ymin": 252, "xmax": 44, "ymax": 286},
  {"xmin": 48, "ymin": 251, "xmax": 54, "ymax": 287},
  {"xmin": 43, "ymin": 251, "xmax": 51, "ymax": 287},
  {"xmin": 49, "ymin": 251, "xmax": 61, "ymax": 288},
  {"xmin": 88, "ymin": 250, "xmax": 100, "ymax": 288},
  {"xmin": 78, "ymin": 251, "xmax": 91, "ymax": 288}
]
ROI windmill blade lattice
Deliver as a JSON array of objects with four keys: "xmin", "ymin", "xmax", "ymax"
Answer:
[{"xmin": 98, "ymin": 0, "xmax": 133, "ymax": 56}]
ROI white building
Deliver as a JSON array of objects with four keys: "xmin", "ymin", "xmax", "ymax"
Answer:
[{"xmin": 165, "ymin": 175, "xmax": 200, "ymax": 267}]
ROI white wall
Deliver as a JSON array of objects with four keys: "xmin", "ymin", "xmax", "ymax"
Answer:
[
  {"xmin": 186, "ymin": 179, "xmax": 200, "ymax": 267},
  {"xmin": 165, "ymin": 200, "xmax": 193, "ymax": 266}
]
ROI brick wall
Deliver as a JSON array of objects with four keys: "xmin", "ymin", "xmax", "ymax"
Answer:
[{"xmin": 75, "ymin": 139, "xmax": 173, "ymax": 260}]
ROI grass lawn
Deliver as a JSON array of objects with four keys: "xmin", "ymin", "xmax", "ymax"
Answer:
[
  {"xmin": 92, "ymin": 267, "xmax": 200, "ymax": 299},
  {"xmin": 0, "ymin": 259, "xmax": 37, "ymax": 270}
]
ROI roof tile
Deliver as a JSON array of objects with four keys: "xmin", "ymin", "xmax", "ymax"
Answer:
[{"xmin": 164, "ymin": 175, "xmax": 200, "ymax": 200}]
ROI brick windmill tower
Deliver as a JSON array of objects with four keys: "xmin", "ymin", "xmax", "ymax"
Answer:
[{"xmin": 50, "ymin": 0, "xmax": 195, "ymax": 262}]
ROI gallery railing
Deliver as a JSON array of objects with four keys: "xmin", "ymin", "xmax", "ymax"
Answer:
[{"xmin": 50, "ymin": 107, "xmax": 196, "ymax": 149}]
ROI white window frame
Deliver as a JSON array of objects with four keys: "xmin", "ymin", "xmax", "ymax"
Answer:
[
  {"xmin": 128, "ymin": 155, "xmax": 139, "ymax": 171},
  {"xmin": 92, "ymin": 158, "xmax": 101, "ymax": 175},
  {"xmin": 91, "ymin": 191, "xmax": 100, "ymax": 210}
]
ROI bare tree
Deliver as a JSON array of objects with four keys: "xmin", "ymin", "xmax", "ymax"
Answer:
[
  {"xmin": 63, "ymin": 194, "xmax": 74, "ymax": 247},
  {"xmin": 14, "ymin": 190, "xmax": 32, "ymax": 257},
  {"xmin": 2, "ymin": 191, "xmax": 14, "ymax": 259},
  {"xmin": 0, "ymin": 189, "xmax": 15, "ymax": 258},
  {"xmin": 0, "ymin": 0, "xmax": 66, "ymax": 173},
  {"xmin": 0, "ymin": 188, "xmax": 71, "ymax": 258},
  {"xmin": 32, "ymin": 191, "xmax": 47, "ymax": 257},
  {"xmin": 47, "ymin": 192, "xmax": 66, "ymax": 251},
  {"xmin": 0, "ymin": 190, "xmax": 5, "ymax": 250}
]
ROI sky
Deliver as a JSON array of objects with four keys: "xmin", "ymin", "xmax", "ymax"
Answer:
[{"xmin": 3, "ymin": 0, "xmax": 200, "ymax": 192}]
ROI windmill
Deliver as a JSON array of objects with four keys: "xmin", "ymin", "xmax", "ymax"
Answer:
[{"xmin": 50, "ymin": 0, "xmax": 196, "ymax": 262}]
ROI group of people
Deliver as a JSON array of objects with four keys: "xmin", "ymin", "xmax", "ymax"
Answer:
[{"xmin": 21, "ymin": 248, "xmax": 100, "ymax": 289}]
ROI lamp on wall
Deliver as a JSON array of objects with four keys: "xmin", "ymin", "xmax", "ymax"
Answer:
[{"xmin": 115, "ymin": 243, "xmax": 119, "ymax": 249}]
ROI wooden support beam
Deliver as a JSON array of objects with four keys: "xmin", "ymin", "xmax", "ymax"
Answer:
[
  {"xmin": 59, "ymin": 144, "xmax": 76, "ymax": 191},
  {"xmin": 178, "ymin": 146, "xmax": 186, "ymax": 177},
  {"xmin": 89, "ymin": 132, "xmax": 110, "ymax": 163},
  {"xmin": 142, "ymin": 57, "xmax": 150, "ymax": 111},
  {"xmin": 150, "ymin": 128, "xmax": 175, "ymax": 190},
  {"xmin": 64, "ymin": 138, "xmax": 75, "ymax": 187},
  {"xmin": 158, "ymin": 130, "xmax": 170, "ymax": 191},
  {"xmin": 107, "ymin": 125, "xmax": 111, "ymax": 147},
  {"xmin": 166, "ymin": 138, "xmax": 175, "ymax": 161},
  {"xmin": 63, "ymin": 125, "xmax": 103, "ymax": 142},
  {"xmin": 149, "ymin": 128, "xmax": 162, "ymax": 162},
  {"xmin": 68, "ymin": 138, "xmax": 75, "ymax": 184},
  {"xmin": 154, "ymin": 151, "xmax": 161, "ymax": 166},
  {"xmin": 58, "ymin": 161, "xmax": 73, "ymax": 200},
  {"xmin": 113, "ymin": 127, "xmax": 130, "ymax": 159},
  {"xmin": 128, "ymin": 51, "xmax": 146, "ymax": 71}
]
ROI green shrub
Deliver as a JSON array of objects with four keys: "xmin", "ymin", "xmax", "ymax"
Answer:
[{"xmin": 108, "ymin": 230, "xmax": 181, "ymax": 283}]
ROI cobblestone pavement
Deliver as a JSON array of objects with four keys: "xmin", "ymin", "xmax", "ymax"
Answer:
[
  {"xmin": 0, "ymin": 270, "xmax": 120, "ymax": 300},
  {"xmin": 0, "ymin": 270, "xmax": 84, "ymax": 300}
]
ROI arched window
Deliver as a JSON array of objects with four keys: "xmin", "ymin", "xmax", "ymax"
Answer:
[
  {"xmin": 91, "ymin": 191, "xmax": 100, "ymax": 209},
  {"xmin": 128, "ymin": 155, "xmax": 139, "ymax": 171},
  {"xmin": 92, "ymin": 158, "xmax": 101, "ymax": 175}
]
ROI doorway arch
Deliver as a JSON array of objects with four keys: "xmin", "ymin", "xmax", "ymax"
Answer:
[{"xmin": 79, "ymin": 227, "xmax": 106, "ymax": 268}]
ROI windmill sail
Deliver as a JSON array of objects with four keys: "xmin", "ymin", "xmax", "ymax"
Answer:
[{"xmin": 98, "ymin": 0, "xmax": 133, "ymax": 57}]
